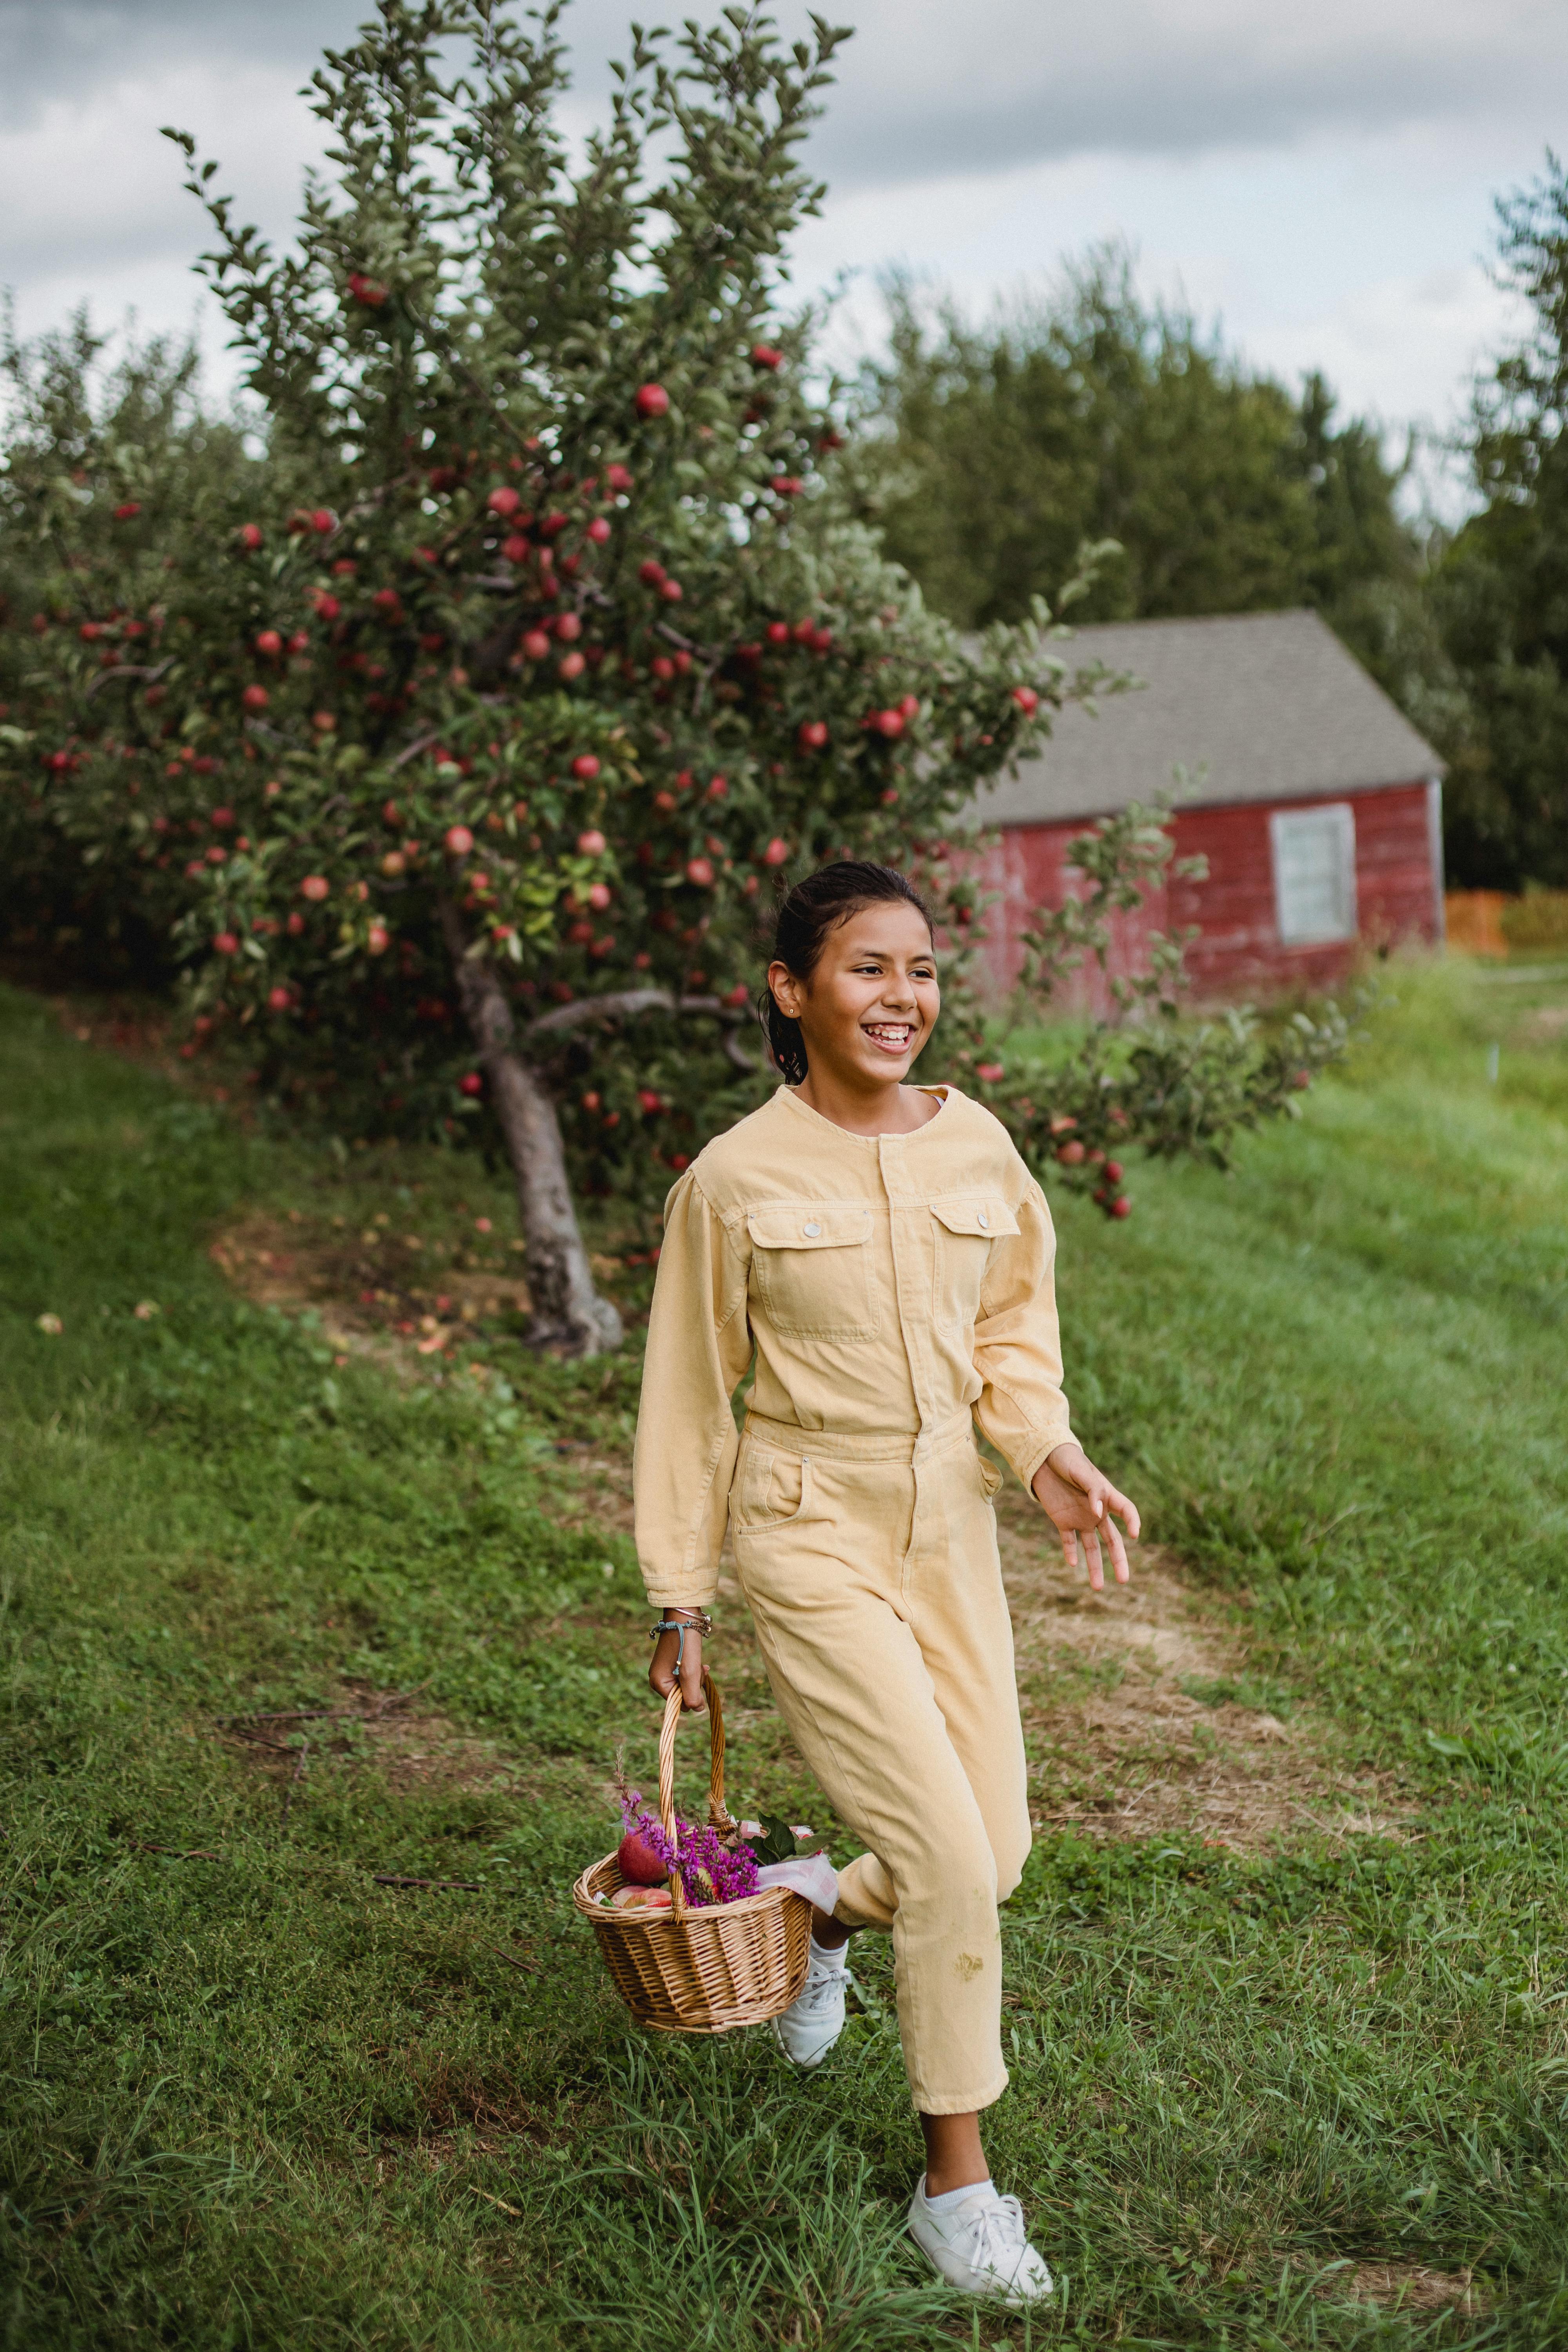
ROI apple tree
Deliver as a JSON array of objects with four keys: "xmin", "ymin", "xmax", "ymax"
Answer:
[
  {"xmin": 0, "ymin": 312, "xmax": 259, "ymax": 975},
  {"xmin": 2, "ymin": 2, "xmax": 1112, "ymax": 1353}
]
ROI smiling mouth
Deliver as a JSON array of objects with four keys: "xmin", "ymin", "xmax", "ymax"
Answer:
[{"xmin": 862, "ymin": 1022, "xmax": 915, "ymax": 1053}]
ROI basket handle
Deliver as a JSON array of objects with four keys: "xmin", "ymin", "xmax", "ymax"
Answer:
[{"xmin": 657, "ymin": 1671, "xmax": 733, "ymax": 1918}]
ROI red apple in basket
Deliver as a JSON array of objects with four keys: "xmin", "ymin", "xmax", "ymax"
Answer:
[{"xmin": 617, "ymin": 1823, "xmax": 669, "ymax": 1886}]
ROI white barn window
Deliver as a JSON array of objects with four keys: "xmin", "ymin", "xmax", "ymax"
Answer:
[{"xmin": 1270, "ymin": 803, "xmax": 1357, "ymax": 946}]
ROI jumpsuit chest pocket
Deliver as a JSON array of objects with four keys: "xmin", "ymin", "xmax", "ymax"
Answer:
[
  {"xmin": 746, "ymin": 1202, "xmax": 878, "ymax": 1341},
  {"xmin": 930, "ymin": 1196, "xmax": 1020, "ymax": 1332}
]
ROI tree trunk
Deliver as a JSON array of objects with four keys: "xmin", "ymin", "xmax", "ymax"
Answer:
[{"xmin": 438, "ymin": 896, "xmax": 623, "ymax": 1357}]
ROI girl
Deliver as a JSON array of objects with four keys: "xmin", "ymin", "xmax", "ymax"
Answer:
[{"xmin": 634, "ymin": 860, "xmax": 1138, "ymax": 2308}]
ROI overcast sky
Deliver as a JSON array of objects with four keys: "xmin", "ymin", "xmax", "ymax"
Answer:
[{"xmin": 1, "ymin": 0, "xmax": 1560, "ymax": 507}]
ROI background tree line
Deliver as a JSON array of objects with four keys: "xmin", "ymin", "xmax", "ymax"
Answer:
[{"xmin": 851, "ymin": 175, "xmax": 1568, "ymax": 896}]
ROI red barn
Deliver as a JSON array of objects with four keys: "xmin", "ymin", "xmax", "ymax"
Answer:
[{"xmin": 965, "ymin": 610, "xmax": 1446, "ymax": 1009}]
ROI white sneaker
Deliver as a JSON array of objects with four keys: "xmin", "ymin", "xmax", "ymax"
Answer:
[
  {"xmin": 907, "ymin": 2175, "xmax": 1055, "ymax": 2306},
  {"xmin": 771, "ymin": 1940, "xmax": 847, "ymax": 2067}
]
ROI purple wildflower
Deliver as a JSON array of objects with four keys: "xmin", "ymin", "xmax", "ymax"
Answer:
[{"xmin": 617, "ymin": 1786, "xmax": 760, "ymax": 1908}]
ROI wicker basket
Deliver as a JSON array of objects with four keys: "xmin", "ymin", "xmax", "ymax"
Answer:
[{"xmin": 573, "ymin": 1670, "xmax": 812, "ymax": 2034}]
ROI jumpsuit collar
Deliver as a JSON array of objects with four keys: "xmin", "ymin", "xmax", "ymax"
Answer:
[{"xmin": 776, "ymin": 1083, "xmax": 951, "ymax": 1146}]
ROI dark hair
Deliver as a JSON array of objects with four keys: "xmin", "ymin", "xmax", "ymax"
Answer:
[{"xmin": 759, "ymin": 860, "xmax": 933, "ymax": 1084}]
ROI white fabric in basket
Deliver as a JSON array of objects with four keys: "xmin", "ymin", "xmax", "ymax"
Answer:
[{"xmin": 755, "ymin": 1853, "xmax": 838, "ymax": 1913}]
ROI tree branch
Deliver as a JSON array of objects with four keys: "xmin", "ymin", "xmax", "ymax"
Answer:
[
  {"xmin": 389, "ymin": 728, "xmax": 447, "ymax": 771},
  {"xmin": 85, "ymin": 657, "xmax": 173, "ymax": 700},
  {"xmin": 523, "ymin": 988, "xmax": 747, "ymax": 1042}
]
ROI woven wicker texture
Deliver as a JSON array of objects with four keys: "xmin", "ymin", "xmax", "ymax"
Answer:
[{"xmin": 573, "ymin": 1671, "xmax": 813, "ymax": 2035}]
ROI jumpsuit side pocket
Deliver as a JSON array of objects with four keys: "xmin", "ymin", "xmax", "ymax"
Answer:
[
  {"xmin": 731, "ymin": 1443, "xmax": 820, "ymax": 1534},
  {"xmin": 975, "ymin": 1451, "xmax": 1004, "ymax": 1500}
]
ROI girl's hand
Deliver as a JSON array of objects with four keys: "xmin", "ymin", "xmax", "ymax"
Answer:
[
  {"xmin": 648, "ymin": 1614, "xmax": 707, "ymax": 1710},
  {"xmin": 1031, "ymin": 1443, "xmax": 1140, "ymax": 1591}
]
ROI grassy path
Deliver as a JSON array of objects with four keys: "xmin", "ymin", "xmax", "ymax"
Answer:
[{"xmin": 1, "ymin": 958, "xmax": 1566, "ymax": 2349}]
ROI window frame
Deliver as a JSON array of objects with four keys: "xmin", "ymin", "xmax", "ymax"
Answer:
[{"xmin": 1269, "ymin": 801, "xmax": 1358, "ymax": 947}]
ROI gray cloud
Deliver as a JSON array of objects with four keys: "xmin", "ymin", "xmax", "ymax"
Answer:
[
  {"xmin": 3, "ymin": 0, "xmax": 1564, "ymax": 181},
  {"xmin": 0, "ymin": 2, "xmax": 367, "ymax": 128},
  {"xmin": 801, "ymin": 0, "xmax": 1568, "ymax": 188}
]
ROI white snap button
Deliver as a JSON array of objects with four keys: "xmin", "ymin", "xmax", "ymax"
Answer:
[
  {"xmin": 977, "ymin": 1209, "xmax": 989, "ymax": 1229},
  {"xmin": 802, "ymin": 1221, "xmax": 821, "ymax": 1238}
]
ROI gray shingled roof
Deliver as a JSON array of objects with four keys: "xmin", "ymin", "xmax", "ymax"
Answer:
[{"xmin": 966, "ymin": 609, "xmax": 1444, "ymax": 829}]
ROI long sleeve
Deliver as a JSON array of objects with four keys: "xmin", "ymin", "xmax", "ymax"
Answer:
[
  {"xmin": 633, "ymin": 1170, "xmax": 753, "ymax": 1608},
  {"xmin": 970, "ymin": 1176, "xmax": 1074, "ymax": 1488}
]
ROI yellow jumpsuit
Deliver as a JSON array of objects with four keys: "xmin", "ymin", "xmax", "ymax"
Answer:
[{"xmin": 633, "ymin": 1082, "xmax": 1075, "ymax": 2113}]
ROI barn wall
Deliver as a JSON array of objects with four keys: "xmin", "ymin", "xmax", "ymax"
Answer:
[
  {"xmin": 967, "ymin": 780, "xmax": 1438, "ymax": 1008},
  {"xmin": 968, "ymin": 825, "xmax": 1169, "ymax": 1016}
]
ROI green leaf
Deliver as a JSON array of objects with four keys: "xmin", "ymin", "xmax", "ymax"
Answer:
[{"xmin": 753, "ymin": 1815, "xmax": 799, "ymax": 1866}]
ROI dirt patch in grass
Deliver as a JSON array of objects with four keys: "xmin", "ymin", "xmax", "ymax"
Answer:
[
  {"xmin": 218, "ymin": 1679, "xmax": 515, "ymax": 1796},
  {"xmin": 992, "ymin": 1488, "xmax": 1407, "ymax": 1854},
  {"xmin": 414, "ymin": 2059, "xmax": 575, "ymax": 2149},
  {"xmin": 1328, "ymin": 2260, "xmax": 1482, "ymax": 2313},
  {"xmin": 49, "ymin": 992, "xmax": 184, "ymax": 1069},
  {"xmin": 210, "ymin": 1209, "xmax": 533, "ymax": 1359}
]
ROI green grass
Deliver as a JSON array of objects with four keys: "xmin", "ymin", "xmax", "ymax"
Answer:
[{"xmin": 2, "ymin": 953, "xmax": 1568, "ymax": 2348}]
